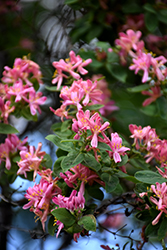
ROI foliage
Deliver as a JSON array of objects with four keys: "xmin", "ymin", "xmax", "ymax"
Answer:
[{"xmin": 1, "ymin": 1, "xmax": 167, "ymax": 250}]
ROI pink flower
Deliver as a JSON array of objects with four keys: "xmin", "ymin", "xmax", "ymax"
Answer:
[
  {"xmin": 0, "ymin": 98, "xmax": 15, "ymax": 123},
  {"xmin": 129, "ymin": 51, "xmax": 152, "ymax": 83},
  {"xmin": 23, "ymin": 89, "xmax": 47, "ymax": 115},
  {"xmin": 60, "ymin": 163, "xmax": 105, "ymax": 188},
  {"xmin": 52, "ymin": 182, "xmax": 85, "ymax": 238},
  {"xmin": 87, "ymin": 112, "xmax": 110, "ymax": 148},
  {"xmin": 142, "ymin": 86, "xmax": 162, "ymax": 106},
  {"xmin": 7, "ymin": 79, "xmax": 33, "ymax": 102},
  {"xmin": 17, "ymin": 142, "xmax": 46, "ymax": 180},
  {"xmin": 149, "ymin": 182, "xmax": 167, "ymax": 225},
  {"xmin": 105, "ymin": 132, "xmax": 130, "ymax": 163},
  {"xmin": 115, "ymin": 29, "xmax": 142, "ymax": 52},
  {"xmin": 23, "ymin": 177, "xmax": 61, "ymax": 230},
  {"xmin": 80, "ymin": 79, "xmax": 102, "ymax": 106},
  {"xmin": 150, "ymin": 55, "xmax": 167, "ymax": 81},
  {"xmin": 2, "ymin": 57, "xmax": 43, "ymax": 85},
  {"xmin": 50, "ymin": 105, "xmax": 70, "ymax": 121},
  {"xmin": 52, "ymin": 51, "xmax": 92, "ymax": 90}
]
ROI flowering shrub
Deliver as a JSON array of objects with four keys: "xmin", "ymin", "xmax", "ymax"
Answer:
[{"xmin": 3, "ymin": 27, "xmax": 167, "ymax": 249}]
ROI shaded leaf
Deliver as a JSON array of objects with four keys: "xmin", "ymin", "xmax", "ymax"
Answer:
[
  {"xmin": 61, "ymin": 151, "xmax": 84, "ymax": 172},
  {"xmin": 127, "ymin": 84, "xmax": 150, "ymax": 93},
  {"xmin": 78, "ymin": 214, "xmax": 96, "ymax": 231},
  {"xmin": 51, "ymin": 208, "xmax": 75, "ymax": 227},
  {"xmin": 135, "ymin": 170, "xmax": 167, "ymax": 184},
  {"xmin": 0, "ymin": 123, "xmax": 18, "ymax": 134},
  {"xmin": 101, "ymin": 173, "xmax": 119, "ymax": 192},
  {"xmin": 82, "ymin": 153, "xmax": 101, "ymax": 172}
]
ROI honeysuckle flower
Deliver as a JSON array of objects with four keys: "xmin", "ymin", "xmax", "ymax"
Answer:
[
  {"xmin": 23, "ymin": 89, "xmax": 47, "ymax": 115},
  {"xmin": 0, "ymin": 98, "xmax": 15, "ymax": 123},
  {"xmin": 129, "ymin": 51, "xmax": 152, "ymax": 83},
  {"xmin": 17, "ymin": 142, "xmax": 46, "ymax": 180},
  {"xmin": 23, "ymin": 177, "xmax": 61, "ymax": 230},
  {"xmin": 142, "ymin": 86, "xmax": 162, "ymax": 107},
  {"xmin": 129, "ymin": 124, "xmax": 152, "ymax": 150},
  {"xmin": 150, "ymin": 182, "xmax": 167, "ymax": 225},
  {"xmin": 52, "ymin": 182, "xmax": 85, "ymax": 239},
  {"xmin": 50, "ymin": 105, "xmax": 71, "ymax": 121},
  {"xmin": 104, "ymin": 132, "xmax": 130, "ymax": 163},
  {"xmin": 0, "ymin": 134, "xmax": 28, "ymax": 170},
  {"xmin": 7, "ymin": 79, "xmax": 33, "ymax": 103},
  {"xmin": 115, "ymin": 29, "xmax": 142, "ymax": 52},
  {"xmin": 72, "ymin": 109, "xmax": 90, "ymax": 134},
  {"xmin": 79, "ymin": 79, "xmax": 102, "ymax": 106},
  {"xmin": 2, "ymin": 57, "xmax": 43, "ymax": 85},
  {"xmin": 60, "ymin": 163, "xmax": 105, "ymax": 188},
  {"xmin": 52, "ymin": 51, "xmax": 92, "ymax": 90},
  {"xmin": 87, "ymin": 112, "xmax": 110, "ymax": 148},
  {"xmin": 150, "ymin": 55, "xmax": 167, "ymax": 81}
]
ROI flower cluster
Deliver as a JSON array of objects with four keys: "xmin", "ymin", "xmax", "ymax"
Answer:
[
  {"xmin": 115, "ymin": 29, "xmax": 167, "ymax": 106},
  {"xmin": 129, "ymin": 124, "xmax": 167, "ymax": 177},
  {"xmin": 52, "ymin": 50, "xmax": 92, "ymax": 89},
  {"xmin": 52, "ymin": 181, "xmax": 85, "ymax": 241},
  {"xmin": 0, "ymin": 57, "xmax": 47, "ymax": 122},
  {"xmin": 0, "ymin": 134, "xmax": 28, "ymax": 170},
  {"xmin": 23, "ymin": 169, "xmax": 61, "ymax": 230},
  {"xmin": 139, "ymin": 182, "xmax": 167, "ymax": 225},
  {"xmin": 17, "ymin": 142, "xmax": 46, "ymax": 181}
]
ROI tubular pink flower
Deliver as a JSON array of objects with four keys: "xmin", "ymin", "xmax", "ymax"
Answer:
[
  {"xmin": 87, "ymin": 112, "xmax": 110, "ymax": 148},
  {"xmin": 148, "ymin": 182, "xmax": 167, "ymax": 225},
  {"xmin": 17, "ymin": 142, "xmax": 46, "ymax": 180},
  {"xmin": 0, "ymin": 98, "xmax": 15, "ymax": 123},
  {"xmin": 23, "ymin": 89, "xmax": 47, "ymax": 115},
  {"xmin": 129, "ymin": 51, "xmax": 152, "ymax": 83},
  {"xmin": 105, "ymin": 132, "xmax": 130, "ymax": 163},
  {"xmin": 52, "ymin": 51, "xmax": 92, "ymax": 89},
  {"xmin": 23, "ymin": 177, "xmax": 61, "ymax": 231},
  {"xmin": 142, "ymin": 86, "xmax": 162, "ymax": 107},
  {"xmin": 60, "ymin": 163, "xmax": 105, "ymax": 188}
]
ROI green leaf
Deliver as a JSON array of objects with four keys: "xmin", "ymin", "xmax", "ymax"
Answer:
[
  {"xmin": 45, "ymin": 85, "xmax": 60, "ymax": 92},
  {"xmin": 61, "ymin": 151, "xmax": 85, "ymax": 172},
  {"xmin": 66, "ymin": 223, "xmax": 83, "ymax": 234},
  {"xmin": 42, "ymin": 154, "xmax": 52, "ymax": 169},
  {"xmin": 21, "ymin": 107, "xmax": 38, "ymax": 121},
  {"xmin": 48, "ymin": 216, "xmax": 56, "ymax": 236},
  {"xmin": 135, "ymin": 170, "xmax": 167, "ymax": 184},
  {"xmin": 78, "ymin": 214, "xmax": 96, "ymax": 232},
  {"xmin": 97, "ymin": 142, "xmax": 112, "ymax": 151},
  {"xmin": 145, "ymin": 12, "xmax": 158, "ymax": 32},
  {"xmin": 143, "ymin": 3, "xmax": 156, "ymax": 14},
  {"xmin": 156, "ymin": 97, "xmax": 167, "ymax": 120},
  {"xmin": 127, "ymin": 84, "xmax": 150, "ymax": 93},
  {"xmin": 86, "ymin": 104, "xmax": 104, "ymax": 111},
  {"xmin": 82, "ymin": 153, "xmax": 101, "ymax": 172},
  {"xmin": 140, "ymin": 103, "xmax": 157, "ymax": 117},
  {"xmin": 136, "ymin": 210, "xmax": 151, "ymax": 221},
  {"xmin": 51, "ymin": 208, "xmax": 75, "ymax": 227},
  {"xmin": 145, "ymin": 221, "xmax": 159, "ymax": 237},
  {"xmin": 86, "ymin": 186, "xmax": 104, "ymax": 201},
  {"xmin": 45, "ymin": 134, "xmax": 73, "ymax": 151},
  {"xmin": 158, "ymin": 217, "xmax": 167, "ymax": 240},
  {"xmin": 53, "ymin": 156, "xmax": 65, "ymax": 176},
  {"xmin": 106, "ymin": 63, "xmax": 127, "ymax": 83},
  {"xmin": 0, "ymin": 123, "xmax": 18, "ymax": 134},
  {"xmin": 101, "ymin": 173, "xmax": 119, "ymax": 192},
  {"xmin": 117, "ymin": 154, "xmax": 129, "ymax": 166},
  {"xmin": 65, "ymin": 0, "xmax": 78, "ymax": 4},
  {"xmin": 54, "ymin": 130, "xmax": 73, "ymax": 138},
  {"xmin": 157, "ymin": 9, "xmax": 167, "ymax": 24},
  {"xmin": 122, "ymin": 2, "xmax": 142, "ymax": 13}
]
